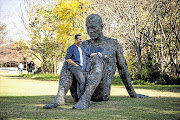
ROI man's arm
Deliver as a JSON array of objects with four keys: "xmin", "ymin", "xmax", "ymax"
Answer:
[
  {"xmin": 116, "ymin": 40, "xmax": 147, "ymax": 98},
  {"xmin": 90, "ymin": 52, "xmax": 102, "ymax": 58},
  {"xmin": 65, "ymin": 46, "xmax": 78, "ymax": 67},
  {"xmin": 66, "ymin": 59, "xmax": 79, "ymax": 67},
  {"xmin": 81, "ymin": 41, "xmax": 102, "ymax": 58}
]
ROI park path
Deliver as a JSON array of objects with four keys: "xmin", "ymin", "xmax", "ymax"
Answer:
[{"xmin": 0, "ymin": 75, "xmax": 180, "ymax": 98}]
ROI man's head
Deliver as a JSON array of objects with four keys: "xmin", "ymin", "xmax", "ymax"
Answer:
[
  {"xmin": 75, "ymin": 34, "xmax": 82, "ymax": 47},
  {"xmin": 86, "ymin": 14, "xmax": 103, "ymax": 40}
]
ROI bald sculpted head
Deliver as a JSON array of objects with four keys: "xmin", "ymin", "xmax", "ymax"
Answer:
[{"xmin": 86, "ymin": 14, "xmax": 103, "ymax": 40}]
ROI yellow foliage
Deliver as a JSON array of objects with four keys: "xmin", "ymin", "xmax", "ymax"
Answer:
[
  {"xmin": 54, "ymin": 0, "xmax": 88, "ymax": 56},
  {"xmin": 29, "ymin": 0, "xmax": 89, "ymax": 61}
]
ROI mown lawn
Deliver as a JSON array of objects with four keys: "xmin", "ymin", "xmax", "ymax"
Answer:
[{"xmin": 0, "ymin": 75, "xmax": 180, "ymax": 120}]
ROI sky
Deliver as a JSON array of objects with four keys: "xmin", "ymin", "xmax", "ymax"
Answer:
[
  {"xmin": 0, "ymin": 0, "xmax": 32, "ymax": 41},
  {"xmin": 0, "ymin": 0, "xmax": 57, "ymax": 42}
]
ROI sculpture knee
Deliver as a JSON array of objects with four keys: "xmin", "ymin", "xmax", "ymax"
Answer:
[
  {"xmin": 91, "ymin": 81, "xmax": 111, "ymax": 102},
  {"xmin": 91, "ymin": 55, "xmax": 104, "ymax": 74},
  {"xmin": 80, "ymin": 81, "xmax": 86, "ymax": 86}
]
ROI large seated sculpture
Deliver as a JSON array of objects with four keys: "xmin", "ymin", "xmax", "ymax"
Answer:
[{"xmin": 43, "ymin": 14, "xmax": 147, "ymax": 110}]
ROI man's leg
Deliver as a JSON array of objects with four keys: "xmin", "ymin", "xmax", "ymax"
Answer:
[
  {"xmin": 70, "ymin": 66, "xmax": 85, "ymax": 99},
  {"xmin": 19, "ymin": 70, "xmax": 22, "ymax": 76},
  {"xmin": 43, "ymin": 63, "xmax": 73, "ymax": 109},
  {"xmin": 73, "ymin": 55, "xmax": 104, "ymax": 109}
]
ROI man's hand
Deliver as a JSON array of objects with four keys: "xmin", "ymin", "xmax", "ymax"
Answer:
[
  {"xmin": 97, "ymin": 52, "xmax": 102, "ymax": 58},
  {"xmin": 74, "ymin": 64, "xmax": 79, "ymax": 67},
  {"xmin": 66, "ymin": 59, "xmax": 79, "ymax": 67}
]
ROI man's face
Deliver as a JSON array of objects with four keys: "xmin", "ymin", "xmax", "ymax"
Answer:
[
  {"xmin": 76, "ymin": 36, "xmax": 83, "ymax": 45},
  {"xmin": 86, "ymin": 22, "xmax": 102, "ymax": 40}
]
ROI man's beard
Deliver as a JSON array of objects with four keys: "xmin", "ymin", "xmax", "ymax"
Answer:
[{"xmin": 79, "ymin": 41, "xmax": 82, "ymax": 46}]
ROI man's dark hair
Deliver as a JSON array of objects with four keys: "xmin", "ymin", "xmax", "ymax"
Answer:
[{"xmin": 75, "ymin": 34, "xmax": 81, "ymax": 40}]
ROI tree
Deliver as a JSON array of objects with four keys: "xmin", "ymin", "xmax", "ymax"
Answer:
[
  {"xmin": 155, "ymin": 0, "xmax": 179, "ymax": 76},
  {"xmin": 0, "ymin": 24, "xmax": 8, "ymax": 44},
  {"xmin": 29, "ymin": 5, "xmax": 60, "ymax": 73},
  {"xmin": 89, "ymin": 0, "xmax": 156, "ymax": 72},
  {"xmin": 29, "ymin": 0, "xmax": 88, "ymax": 73},
  {"xmin": 54, "ymin": 0, "xmax": 88, "ymax": 57}
]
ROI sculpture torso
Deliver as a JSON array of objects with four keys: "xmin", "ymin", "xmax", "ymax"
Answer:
[{"xmin": 82, "ymin": 37, "xmax": 119, "ymax": 75}]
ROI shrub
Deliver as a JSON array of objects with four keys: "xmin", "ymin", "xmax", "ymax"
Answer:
[
  {"xmin": 156, "ymin": 72, "xmax": 180, "ymax": 85},
  {"xmin": 133, "ymin": 55, "xmax": 161, "ymax": 84},
  {"xmin": 132, "ymin": 79, "xmax": 153, "ymax": 85},
  {"xmin": 112, "ymin": 75, "xmax": 123, "ymax": 85},
  {"xmin": 22, "ymin": 73, "xmax": 59, "ymax": 81}
]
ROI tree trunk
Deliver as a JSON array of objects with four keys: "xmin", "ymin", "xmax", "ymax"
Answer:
[{"xmin": 137, "ymin": 46, "xmax": 142, "ymax": 72}]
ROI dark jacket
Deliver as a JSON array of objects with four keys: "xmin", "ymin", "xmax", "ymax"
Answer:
[{"xmin": 65, "ymin": 43, "xmax": 88, "ymax": 71}]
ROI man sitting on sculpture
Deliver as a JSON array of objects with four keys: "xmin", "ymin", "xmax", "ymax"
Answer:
[
  {"xmin": 43, "ymin": 14, "xmax": 147, "ymax": 110},
  {"xmin": 65, "ymin": 34, "xmax": 101, "ymax": 99}
]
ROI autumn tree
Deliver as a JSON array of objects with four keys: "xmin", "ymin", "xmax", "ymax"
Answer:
[
  {"xmin": 0, "ymin": 24, "xmax": 8, "ymax": 45},
  {"xmin": 54, "ymin": 0, "xmax": 88, "ymax": 57},
  {"xmin": 154, "ymin": 0, "xmax": 179, "ymax": 76},
  {"xmin": 29, "ymin": 0, "xmax": 88, "ymax": 73},
  {"xmin": 88, "ymin": 0, "xmax": 157, "ymax": 72}
]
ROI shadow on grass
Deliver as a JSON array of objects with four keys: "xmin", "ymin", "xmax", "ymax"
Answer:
[
  {"xmin": 134, "ymin": 85, "xmax": 180, "ymax": 93},
  {"xmin": 0, "ymin": 95, "xmax": 180, "ymax": 120}
]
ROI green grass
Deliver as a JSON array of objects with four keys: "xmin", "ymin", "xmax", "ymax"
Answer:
[
  {"xmin": 22, "ymin": 73, "xmax": 60, "ymax": 81},
  {"xmin": 134, "ymin": 85, "xmax": 180, "ymax": 93},
  {"xmin": 0, "ymin": 75, "xmax": 180, "ymax": 120},
  {"xmin": 112, "ymin": 76, "xmax": 124, "ymax": 86}
]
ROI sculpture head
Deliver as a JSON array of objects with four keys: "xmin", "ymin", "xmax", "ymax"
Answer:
[{"xmin": 86, "ymin": 14, "xmax": 103, "ymax": 40}]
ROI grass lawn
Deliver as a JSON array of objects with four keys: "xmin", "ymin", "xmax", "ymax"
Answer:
[{"xmin": 0, "ymin": 75, "xmax": 180, "ymax": 120}]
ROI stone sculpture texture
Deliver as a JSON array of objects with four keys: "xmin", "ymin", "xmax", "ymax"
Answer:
[{"xmin": 43, "ymin": 14, "xmax": 147, "ymax": 110}]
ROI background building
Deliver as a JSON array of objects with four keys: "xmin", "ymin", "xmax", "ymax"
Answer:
[{"xmin": 0, "ymin": 42, "xmax": 28, "ymax": 74}]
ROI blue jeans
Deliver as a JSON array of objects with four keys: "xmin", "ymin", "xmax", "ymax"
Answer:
[
  {"xmin": 70, "ymin": 66, "xmax": 85, "ymax": 99},
  {"xmin": 19, "ymin": 69, "xmax": 23, "ymax": 76}
]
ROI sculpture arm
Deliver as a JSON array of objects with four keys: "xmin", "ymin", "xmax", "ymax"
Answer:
[
  {"xmin": 116, "ymin": 43, "xmax": 137, "ymax": 97},
  {"xmin": 116, "ymin": 41, "xmax": 148, "ymax": 98}
]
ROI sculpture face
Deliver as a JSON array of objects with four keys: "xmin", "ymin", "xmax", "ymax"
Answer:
[{"xmin": 86, "ymin": 22, "xmax": 102, "ymax": 40}]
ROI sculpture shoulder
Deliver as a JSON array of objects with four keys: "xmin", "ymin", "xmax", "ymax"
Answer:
[
  {"xmin": 105, "ymin": 37, "xmax": 123, "ymax": 54},
  {"xmin": 105, "ymin": 37, "xmax": 122, "ymax": 47},
  {"xmin": 82, "ymin": 40, "xmax": 91, "ymax": 47}
]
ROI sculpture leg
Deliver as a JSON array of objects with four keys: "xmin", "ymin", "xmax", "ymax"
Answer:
[
  {"xmin": 91, "ymin": 65, "xmax": 116, "ymax": 101},
  {"xmin": 72, "ymin": 55, "xmax": 104, "ymax": 109},
  {"xmin": 43, "ymin": 67, "xmax": 73, "ymax": 109}
]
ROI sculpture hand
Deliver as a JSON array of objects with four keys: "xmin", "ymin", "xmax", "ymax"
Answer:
[
  {"xmin": 130, "ymin": 93, "xmax": 148, "ymax": 98},
  {"xmin": 136, "ymin": 94, "xmax": 148, "ymax": 98}
]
